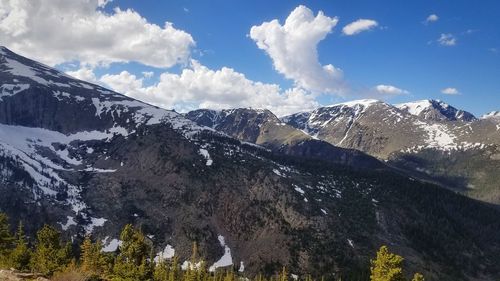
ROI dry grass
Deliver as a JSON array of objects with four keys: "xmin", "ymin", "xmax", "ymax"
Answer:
[{"xmin": 51, "ymin": 269, "xmax": 91, "ymax": 281}]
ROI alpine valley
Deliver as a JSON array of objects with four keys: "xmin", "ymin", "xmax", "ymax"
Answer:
[{"xmin": 1, "ymin": 47, "xmax": 500, "ymax": 281}]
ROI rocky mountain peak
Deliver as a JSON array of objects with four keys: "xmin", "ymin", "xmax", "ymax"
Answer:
[
  {"xmin": 396, "ymin": 99, "xmax": 476, "ymax": 122},
  {"xmin": 0, "ymin": 46, "xmax": 207, "ymax": 138},
  {"xmin": 327, "ymin": 99, "xmax": 382, "ymax": 108},
  {"xmin": 481, "ymin": 111, "xmax": 500, "ymax": 119}
]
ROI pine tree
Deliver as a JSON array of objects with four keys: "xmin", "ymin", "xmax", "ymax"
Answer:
[
  {"xmin": 411, "ymin": 273, "xmax": 425, "ymax": 281},
  {"xmin": 9, "ymin": 221, "xmax": 31, "ymax": 270},
  {"xmin": 168, "ymin": 255, "xmax": 179, "ymax": 281},
  {"xmin": 154, "ymin": 256, "xmax": 170, "ymax": 281},
  {"xmin": 196, "ymin": 260, "xmax": 207, "ymax": 281},
  {"xmin": 80, "ymin": 235, "xmax": 93, "ymax": 271},
  {"xmin": 279, "ymin": 266, "xmax": 288, "ymax": 281},
  {"xmin": 370, "ymin": 245, "xmax": 405, "ymax": 281},
  {"xmin": 30, "ymin": 224, "xmax": 71, "ymax": 276},
  {"xmin": 80, "ymin": 235, "xmax": 105, "ymax": 275},
  {"xmin": 223, "ymin": 269, "xmax": 235, "ymax": 281},
  {"xmin": 113, "ymin": 224, "xmax": 152, "ymax": 280},
  {"xmin": 191, "ymin": 241, "xmax": 198, "ymax": 265},
  {"xmin": 138, "ymin": 256, "xmax": 153, "ymax": 280},
  {"xmin": 0, "ymin": 213, "xmax": 14, "ymax": 266}
]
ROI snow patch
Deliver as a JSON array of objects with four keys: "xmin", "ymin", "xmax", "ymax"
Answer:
[
  {"xmin": 59, "ymin": 216, "xmax": 76, "ymax": 231},
  {"xmin": 3, "ymin": 57, "xmax": 50, "ymax": 85},
  {"xmin": 0, "ymin": 84, "xmax": 30, "ymax": 100},
  {"xmin": 482, "ymin": 111, "xmax": 500, "ymax": 119},
  {"xmin": 330, "ymin": 99, "xmax": 379, "ymax": 108},
  {"xmin": 294, "ymin": 186, "xmax": 305, "ymax": 194},
  {"xmin": 199, "ymin": 148, "xmax": 213, "ymax": 166},
  {"xmin": 238, "ymin": 261, "xmax": 245, "ymax": 272},
  {"xmin": 209, "ymin": 235, "xmax": 233, "ymax": 272},
  {"xmin": 181, "ymin": 261, "xmax": 202, "ymax": 270},
  {"xmin": 396, "ymin": 100, "xmax": 433, "ymax": 116},
  {"xmin": 154, "ymin": 244, "xmax": 175, "ymax": 262},
  {"xmin": 102, "ymin": 237, "xmax": 122, "ymax": 252},
  {"xmin": 347, "ymin": 239, "xmax": 354, "ymax": 248},
  {"xmin": 84, "ymin": 217, "xmax": 107, "ymax": 234},
  {"xmin": 415, "ymin": 121, "xmax": 456, "ymax": 149}
]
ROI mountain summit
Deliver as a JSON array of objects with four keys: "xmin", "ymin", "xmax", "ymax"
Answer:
[{"xmin": 395, "ymin": 99, "xmax": 477, "ymax": 122}]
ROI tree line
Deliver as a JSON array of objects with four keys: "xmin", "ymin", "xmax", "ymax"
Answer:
[{"xmin": 0, "ymin": 213, "xmax": 424, "ymax": 281}]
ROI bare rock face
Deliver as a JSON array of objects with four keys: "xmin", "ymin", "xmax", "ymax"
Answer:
[{"xmin": 1, "ymin": 47, "xmax": 500, "ymax": 280}]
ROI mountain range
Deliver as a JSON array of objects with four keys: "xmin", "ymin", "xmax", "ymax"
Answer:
[
  {"xmin": 187, "ymin": 99, "xmax": 500, "ymax": 204},
  {"xmin": 1, "ymin": 46, "xmax": 500, "ymax": 281},
  {"xmin": 278, "ymin": 99, "xmax": 500, "ymax": 204}
]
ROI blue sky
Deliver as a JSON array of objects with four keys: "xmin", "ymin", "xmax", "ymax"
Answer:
[{"xmin": 1, "ymin": 0, "xmax": 499, "ymax": 116}]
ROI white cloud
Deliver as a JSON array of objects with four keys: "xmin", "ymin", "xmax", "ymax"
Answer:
[
  {"xmin": 441, "ymin": 87, "xmax": 460, "ymax": 95},
  {"xmin": 342, "ymin": 19, "xmax": 379, "ymax": 36},
  {"xmin": 0, "ymin": 0, "xmax": 194, "ymax": 67},
  {"xmin": 373, "ymin": 84, "xmax": 409, "ymax": 95},
  {"xmin": 66, "ymin": 66, "xmax": 98, "ymax": 83},
  {"xmin": 249, "ymin": 5, "xmax": 345, "ymax": 95},
  {"xmin": 100, "ymin": 60, "xmax": 319, "ymax": 116},
  {"xmin": 424, "ymin": 14, "xmax": 439, "ymax": 24},
  {"xmin": 142, "ymin": 71, "xmax": 154, "ymax": 79},
  {"xmin": 438, "ymin": 33, "xmax": 457, "ymax": 46}
]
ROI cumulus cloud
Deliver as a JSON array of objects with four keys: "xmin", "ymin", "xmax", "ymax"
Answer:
[
  {"xmin": 424, "ymin": 14, "xmax": 439, "ymax": 24},
  {"xmin": 66, "ymin": 66, "xmax": 98, "ymax": 83},
  {"xmin": 249, "ymin": 5, "xmax": 345, "ymax": 95},
  {"xmin": 100, "ymin": 60, "xmax": 319, "ymax": 116},
  {"xmin": 441, "ymin": 87, "xmax": 460, "ymax": 95},
  {"xmin": 142, "ymin": 71, "xmax": 154, "ymax": 79},
  {"xmin": 373, "ymin": 84, "xmax": 409, "ymax": 95},
  {"xmin": 438, "ymin": 33, "xmax": 457, "ymax": 46},
  {"xmin": 342, "ymin": 19, "xmax": 379, "ymax": 36},
  {"xmin": 0, "ymin": 0, "xmax": 194, "ymax": 67}
]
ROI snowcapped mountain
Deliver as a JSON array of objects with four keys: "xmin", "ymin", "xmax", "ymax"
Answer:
[
  {"xmin": 2, "ymin": 47, "xmax": 500, "ymax": 280},
  {"xmin": 482, "ymin": 111, "xmax": 500, "ymax": 119},
  {"xmin": 281, "ymin": 99, "xmax": 500, "ymax": 203},
  {"xmin": 395, "ymin": 99, "xmax": 477, "ymax": 122},
  {"xmin": 186, "ymin": 108, "xmax": 383, "ymax": 169}
]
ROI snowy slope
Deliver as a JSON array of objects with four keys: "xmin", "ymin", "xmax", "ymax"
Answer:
[
  {"xmin": 395, "ymin": 99, "xmax": 477, "ymax": 122},
  {"xmin": 0, "ymin": 46, "xmax": 220, "ymax": 232}
]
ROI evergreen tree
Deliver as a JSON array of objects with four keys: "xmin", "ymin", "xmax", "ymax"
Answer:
[
  {"xmin": 168, "ymin": 255, "xmax": 179, "ymax": 281},
  {"xmin": 0, "ymin": 213, "xmax": 14, "ymax": 266},
  {"xmin": 370, "ymin": 246, "xmax": 405, "ymax": 281},
  {"xmin": 191, "ymin": 241, "xmax": 198, "ymax": 264},
  {"xmin": 223, "ymin": 269, "xmax": 235, "ymax": 281},
  {"xmin": 80, "ymin": 235, "xmax": 105, "ymax": 275},
  {"xmin": 30, "ymin": 225, "xmax": 71, "ymax": 276},
  {"xmin": 113, "ymin": 224, "xmax": 152, "ymax": 280},
  {"xmin": 411, "ymin": 273, "xmax": 424, "ymax": 281},
  {"xmin": 153, "ymin": 256, "xmax": 170, "ymax": 281},
  {"xmin": 80, "ymin": 235, "xmax": 93, "ymax": 270},
  {"xmin": 9, "ymin": 221, "xmax": 31, "ymax": 270},
  {"xmin": 279, "ymin": 266, "xmax": 288, "ymax": 281},
  {"xmin": 196, "ymin": 260, "xmax": 207, "ymax": 281},
  {"xmin": 183, "ymin": 242, "xmax": 200, "ymax": 281}
]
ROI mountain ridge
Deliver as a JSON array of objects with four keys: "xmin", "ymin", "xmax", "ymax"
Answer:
[{"xmin": 278, "ymin": 98, "xmax": 500, "ymax": 203}]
